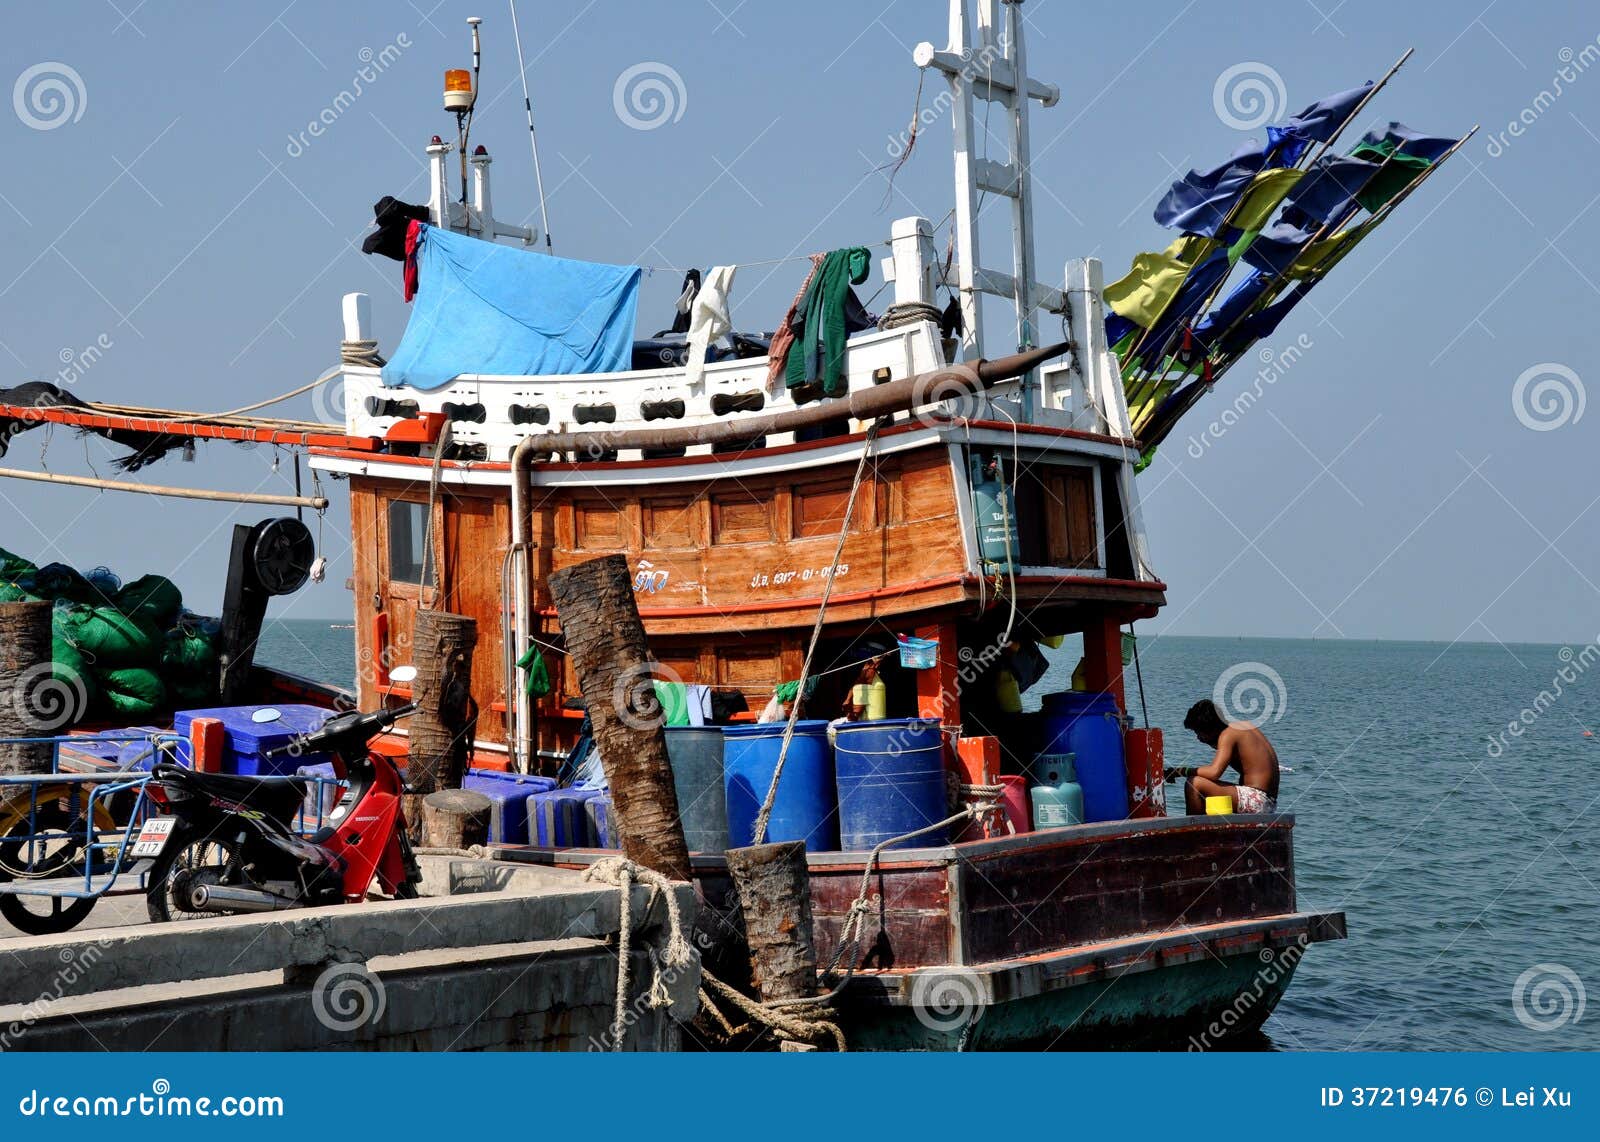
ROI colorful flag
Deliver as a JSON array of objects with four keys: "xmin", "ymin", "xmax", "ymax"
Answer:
[
  {"xmin": 1266, "ymin": 82, "xmax": 1374, "ymax": 164},
  {"xmin": 1231, "ymin": 168, "xmax": 1305, "ymax": 232},
  {"xmin": 1350, "ymin": 122, "xmax": 1458, "ymax": 211},
  {"xmin": 1192, "ymin": 267, "xmax": 1274, "ymax": 351},
  {"xmin": 1153, "ymin": 142, "xmax": 1276, "ymax": 237},
  {"xmin": 1104, "ymin": 235, "xmax": 1220, "ymax": 328},
  {"xmin": 1242, "ymin": 219, "xmax": 1316, "ymax": 277},
  {"xmin": 1138, "ymin": 247, "xmax": 1233, "ymax": 362},
  {"xmin": 1284, "ymin": 153, "xmax": 1382, "ymax": 224},
  {"xmin": 1366, "ymin": 120, "xmax": 1459, "ymax": 162}
]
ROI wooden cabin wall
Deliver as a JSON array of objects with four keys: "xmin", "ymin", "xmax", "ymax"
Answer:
[{"xmin": 349, "ymin": 475, "xmax": 508, "ymax": 745}]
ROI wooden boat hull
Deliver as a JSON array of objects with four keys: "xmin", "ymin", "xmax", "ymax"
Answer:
[
  {"xmin": 836, "ymin": 911, "xmax": 1344, "ymax": 1051},
  {"xmin": 491, "ymin": 814, "xmax": 1346, "ymax": 1051}
]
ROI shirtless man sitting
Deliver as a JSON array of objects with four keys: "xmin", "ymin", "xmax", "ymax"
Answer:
[{"xmin": 1180, "ymin": 699, "xmax": 1280, "ymax": 814}]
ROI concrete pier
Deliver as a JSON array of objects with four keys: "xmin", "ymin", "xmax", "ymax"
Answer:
[{"xmin": 0, "ymin": 856, "xmax": 700, "ymax": 1052}]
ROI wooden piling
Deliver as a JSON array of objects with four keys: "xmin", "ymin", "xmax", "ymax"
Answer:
[
  {"xmin": 0, "ymin": 601, "xmax": 57, "ymax": 775},
  {"xmin": 408, "ymin": 610, "xmax": 478, "ymax": 793},
  {"xmin": 724, "ymin": 841, "xmax": 819, "ymax": 1003},
  {"xmin": 547, "ymin": 554, "xmax": 690, "ymax": 882},
  {"xmin": 422, "ymin": 789, "xmax": 492, "ymax": 850}
]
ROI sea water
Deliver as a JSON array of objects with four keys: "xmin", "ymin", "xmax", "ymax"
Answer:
[{"xmin": 256, "ymin": 622, "xmax": 1600, "ymax": 1051}]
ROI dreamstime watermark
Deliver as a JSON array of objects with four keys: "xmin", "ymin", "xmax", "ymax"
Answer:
[
  {"xmin": 612, "ymin": 660, "xmax": 685, "ymax": 731},
  {"xmin": 1187, "ymin": 938, "xmax": 1309, "ymax": 1050},
  {"xmin": 1512, "ymin": 963, "xmax": 1586, "ymax": 1032},
  {"xmin": 889, "ymin": 37, "xmax": 1010, "ymax": 158},
  {"xmin": 1186, "ymin": 334, "xmax": 1314, "ymax": 459},
  {"xmin": 1212, "ymin": 62, "xmax": 1286, "ymax": 131},
  {"xmin": 0, "ymin": 937, "xmax": 113, "ymax": 1051},
  {"xmin": 1485, "ymin": 640, "xmax": 1600, "ymax": 757},
  {"xmin": 909, "ymin": 967, "xmax": 986, "ymax": 1038},
  {"xmin": 1486, "ymin": 38, "xmax": 1600, "ymax": 158},
  {"xmin": 309, "ymin": 961, "xmax": 386, "ymax": 1032},
  {"xmin": 1212, "ymin": 662, "xmax": 1288, "ymax": 726},
  {"xmin": 53, "ymin": 333, "xmax": 114, "ymax": 388},
  {"xmin": 8, "ymin": 661, "xmax": 91, "ymax": 733},
  {"xmin": 16, "ymin": 1079, "xmax": 284, "ymax": 1118},
  {"xmin": 1511, "ymin": 362, "xmax": 1584, "ymax": 431},
  {"xmin": 285, "ymin": 36, "xmax": 412, "ymax": 158},
  {"xmin": 13, "ymin": 62, "xmax": 86, "ymax": 130},
  {"xmin": 612, "ymin": 63, "xmax": 687, "ymax": 131},
  {"xmin": 907, "ymin": 363, "xmax": 982, "ymax": 430}
]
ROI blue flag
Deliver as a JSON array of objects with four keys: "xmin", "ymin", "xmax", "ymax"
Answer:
[
  {"xmin": 1193, "ymin": 268, "xmax": 1273, "ymax": 350},
  {"xmin": 1153, "ymin": 142, "xmax": 1275, "ymax": 237},
  {"xmin": 1242, "ymin": 219, "xmax": 1316, "ymax": 278},
  {"xmin": 1283, "ymin": 153, "xmax": 1382, "ymax": 224},
  {"xmin": 1266, "ymin": 82, "xmax": 1373, "ymax": 164},
  {"xmin": 1359, "ymin": 120, "xmax": 1459, "ymax": 161},
  {"xmin": 1238, "ymin": 280, "xmax": 1315, "ymax": 341}
]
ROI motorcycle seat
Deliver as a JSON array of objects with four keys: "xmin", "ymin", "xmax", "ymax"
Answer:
[{"xmin": 151, "ymin": 763, "xmax": 309, "ymax": 823}]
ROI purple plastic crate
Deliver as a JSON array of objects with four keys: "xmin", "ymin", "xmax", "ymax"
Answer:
[
  {"xmin": 529, "ymin": 788, "xmax": 600, "ymax": 847},
  {"xmin": 463, "ymin": 769, "xmax": 556, "ymax": 844}
]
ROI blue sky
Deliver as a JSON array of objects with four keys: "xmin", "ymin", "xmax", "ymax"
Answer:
[{"xmin": 0, "ymin": 0, "xmax": 1596, "ymax": 648}]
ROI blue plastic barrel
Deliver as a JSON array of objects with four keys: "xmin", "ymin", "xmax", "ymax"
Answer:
[
  {"xmin": 722, "ymin": 721, "xmax": 838, "ymax": 851},
  {"xmin": 833, "ymin": 718, "xmax": 950, "ymax": 850},
  {"xmin": 1040, "ymin": 692, "xmax": 1129, "ymax": 822},
  {"xmin": 666, "ymin": 727, "xmax": 729, "ymax": 853}
]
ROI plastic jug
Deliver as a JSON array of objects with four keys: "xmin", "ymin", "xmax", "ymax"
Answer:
[{"xmin": 1030, "ymin": 752, "xmax": 1085, "ymax": 829}]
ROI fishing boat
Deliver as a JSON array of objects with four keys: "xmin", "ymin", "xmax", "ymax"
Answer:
[{"xmin": 0, "ymin": 0, "xmax": 1478, "ymax": 1048}]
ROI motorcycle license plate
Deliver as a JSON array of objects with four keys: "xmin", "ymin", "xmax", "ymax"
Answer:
[{"xmin": 130, "ymin": 816, "xmax": 177, "ymax": 858}]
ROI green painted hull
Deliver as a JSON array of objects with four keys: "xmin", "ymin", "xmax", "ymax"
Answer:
[{"xmin": 843, "ymin": 949, "xmax": 1299, "ymax": 1051}]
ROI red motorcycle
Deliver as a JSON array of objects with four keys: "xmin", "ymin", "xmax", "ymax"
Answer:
[{"xmin": 138, "ymin": 698, "xmax": 421, "ymax": 921}]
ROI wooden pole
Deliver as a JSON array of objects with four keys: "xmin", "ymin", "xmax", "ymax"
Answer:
[
  {"xmin": 547, "ymin": 554, "xmax": 691, "ymax": 882},
  {"xmin": 408, "ymin": 610, "xmax": 478, "ymax": 793},
  {"xmin": 724, "ymin": 841, "xmax": 819, "ymax": 1003},
  {"xmin": 0, "ymin": 601, "xmax": 57, "ymax": 775},
  {"xmin": 0, "ymin": 466, "xmax": 328, "ymax": 509}
]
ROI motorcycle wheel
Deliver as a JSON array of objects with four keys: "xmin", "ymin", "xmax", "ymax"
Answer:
[
  {"xmin": 145, "ymin": 834, "xmax": 243, "ymax": 923},
  {"xmin": 0, "ymin": 801, "xmax": 97, "ymax": 936}
]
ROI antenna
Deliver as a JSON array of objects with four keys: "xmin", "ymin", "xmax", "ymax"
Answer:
[{"xmin": 507, "ymin": 0, "xmax": 554, "ymax": 253}]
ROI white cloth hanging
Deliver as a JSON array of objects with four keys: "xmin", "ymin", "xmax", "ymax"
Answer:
[{"xmin": 685, "ymin": 264, "xmax": 737, "ymax": 389}]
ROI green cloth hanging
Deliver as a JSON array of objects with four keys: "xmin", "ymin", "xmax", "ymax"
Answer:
[
  {"xmin": 785, "ymin": 247, "xmax": 872, "ymax": 397},
  {"xmin": 515, "ymin": 644, "xmax": 551, "ymax": 698},
  {"xmin": 1348, "ymin": 138, "xmax": 1432, "ymax": 212}
]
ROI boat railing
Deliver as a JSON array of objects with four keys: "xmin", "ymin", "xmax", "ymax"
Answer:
[{"xmin": 337, "ymin": 320, "xmax": 1105, "ymax": 461}]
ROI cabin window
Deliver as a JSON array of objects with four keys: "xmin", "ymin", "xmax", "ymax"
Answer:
[{"xmin": 387, "ymin": 500, "xmax": 435, "ymax": 586}]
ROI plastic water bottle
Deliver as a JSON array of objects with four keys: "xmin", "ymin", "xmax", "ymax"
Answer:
[{"xmin": 1030, "ymin": 752, "xmax": 1085, "ymax": 828}]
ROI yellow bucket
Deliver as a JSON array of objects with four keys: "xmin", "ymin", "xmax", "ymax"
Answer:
[{"xmin": 1205, "ymin": 794, "xmax": 1233, "ymax": 816}]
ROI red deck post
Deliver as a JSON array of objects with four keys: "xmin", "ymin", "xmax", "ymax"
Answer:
[
  {"xmin": 914, "ymin": 621, "xmax": 961, "ymax": 724},
  {"xmin": 1081, "ymin": 617, "xmax": 1126, "ymax": 710}
]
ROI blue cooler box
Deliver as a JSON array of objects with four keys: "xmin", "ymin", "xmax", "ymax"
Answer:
[
  {"xmin": 172, "ymin": 704, "xmax": 336, "ymax": 776},
  {"xmin": 463, "ymin": 769, "xmax": 557, "ymax": 844},
  {"xmin": 529, "ymin": 788, "xmax": 601, "ymax": 847}
]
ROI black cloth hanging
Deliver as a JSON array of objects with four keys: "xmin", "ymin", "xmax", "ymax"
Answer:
[
  {"xmin": 361, "ymin": 196, "xmax": 431, "ymax": 262},
  {"xmin": 669, "ymin": 268, "xmax": 702, "ymax": 334}
]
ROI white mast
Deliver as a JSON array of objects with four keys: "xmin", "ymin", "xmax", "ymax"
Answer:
[{"xmin": 914, "ymin": 0, "xmax": 1064, "ymax": 377}]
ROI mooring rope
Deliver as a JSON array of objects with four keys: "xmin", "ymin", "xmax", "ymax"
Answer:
[{"xmin": 583, "ymin": 856, "xmax": 695, "ymax": 1051}]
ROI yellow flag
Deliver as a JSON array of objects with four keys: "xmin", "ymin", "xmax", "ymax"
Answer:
[
  {"xmin": 1289, "ymin": 218, "xmax": 1374, "ymax": 279},
  {"xmin": 1105, "ymin": 235, "xmax": 1219, "ymax": 328},
  {"xmin": 1230, "ymin": 168, "xmax": 1303, "ymax": 232}
]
